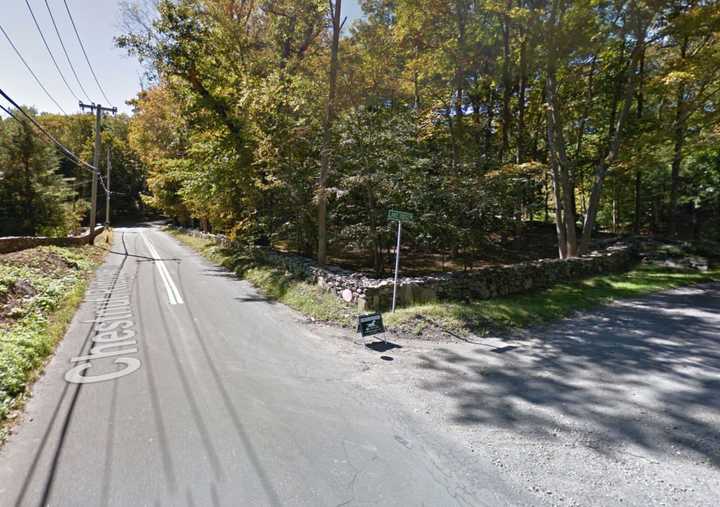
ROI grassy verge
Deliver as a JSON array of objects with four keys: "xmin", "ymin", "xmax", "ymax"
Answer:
[
  {"xmin": 166, "ymin": 229, "xmax": 354, "ymax": 325},
  {"xmin": 384, "ymin": 265, "xmax": 720, "ymax": 337},
  {"xmin": 0, "ymin": 245, "xmax": 105, "ymax": 442},
  {"xmin": 166, "ymin": 228, "xmax": 720, "ymax": 339}
]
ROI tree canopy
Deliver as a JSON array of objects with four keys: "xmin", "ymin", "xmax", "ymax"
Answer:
[
  {"xmin": 0, "ymin": 109, "xmax": 147, "ymax": 236},
  {"xmin": 112, "ymin": 0, "xmax": 720, "ymax": 271}
]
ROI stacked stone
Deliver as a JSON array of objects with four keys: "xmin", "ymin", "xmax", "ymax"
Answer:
[
  {"xmin": 174, "ymin": 226, "xmax": 638, "ymax": 312},
  {"xmin": 0, "ymin": 226, "xmax": 104, "ymax": 254}
]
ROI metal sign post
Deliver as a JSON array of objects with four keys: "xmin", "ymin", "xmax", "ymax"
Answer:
[
  {"xmin": 387, "ymin": 209, "xmax": 414, "ymax": 313},
  {"xmin": 392, "ymin": 220, "xmax": 402, "ymax": 313}
]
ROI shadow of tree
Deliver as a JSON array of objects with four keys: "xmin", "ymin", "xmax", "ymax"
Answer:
[{"xmin": 416, "ymin": 284, "xmax": 720, "ymax": 467}]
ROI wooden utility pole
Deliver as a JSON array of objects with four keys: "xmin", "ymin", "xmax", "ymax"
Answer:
[
  {"xmin": 79, "ymin": 102, "xmax": 116, "ymax": 235},
  {"xmin": 105, "ymin": 146, "xmax": 111, "ymax": 225}
]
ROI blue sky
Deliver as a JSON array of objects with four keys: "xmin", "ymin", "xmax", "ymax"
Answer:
[{"xmin": 1, "ymin": 0, "xmax": 363, "ymax": 117}]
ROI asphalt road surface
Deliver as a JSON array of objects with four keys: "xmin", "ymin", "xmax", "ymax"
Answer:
[{"xmin": 0, "ymin": 225, "xmax": 526, "ymax": 506}]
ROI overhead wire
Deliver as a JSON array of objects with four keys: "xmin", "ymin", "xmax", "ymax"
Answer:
[
  {"xmin": 0, "ymin": 23, "xmax": 67, "ymax": 114},
  {"xmin": 62, "ymin": 0, "xmax": 113, "ymax": 106},
  {"xmin": 24, "ymin": 0, "xmax": 81, "ymax": 103},
  {"xmin": 0, "ymin": 103, "xmax": 21, "ymax": 122},
  {"xmin": 0, "ymin": 94, "xmax": 112, "ymax": 197},
  {"xmin": 0, "ymin": 87, "xmax": 96, "ymax": 175},
  {"xmin": 0, "ymin": 105, "xmax": 105, "ymax": 209},
  {"xmin": 43, "ymin": 0, "xmax": 94, "ymax": 104}
]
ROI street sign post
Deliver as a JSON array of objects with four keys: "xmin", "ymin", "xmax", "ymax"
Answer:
[
  {"xmin": 357, "ymin": 313, "xmax": 385, "ymax": 338},
  {"xmin": 387, "ymin": 209, "xmax": 414, "ymax": 312}
]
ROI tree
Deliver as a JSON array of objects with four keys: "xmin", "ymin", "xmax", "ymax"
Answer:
[
  {"xmin": 318, "ymin": 0, "xmax": 343, "ymax": 265},
  {"xmin": 0, "ymin": 110, "xmax": 74, "ymax": 236}
]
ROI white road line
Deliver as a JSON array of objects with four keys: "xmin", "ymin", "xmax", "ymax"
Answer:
[{"xmin": 140, "ymin": 232, "xmax": 184, "ymax": 305}]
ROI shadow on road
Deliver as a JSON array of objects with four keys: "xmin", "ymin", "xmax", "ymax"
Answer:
[
  {"xmin": 366, "ymin": 341, "xmax": 402, "ymax": 352},
  {"xmin": 416, "ymin": 284, "xmax": 720, "ymax": 467}
]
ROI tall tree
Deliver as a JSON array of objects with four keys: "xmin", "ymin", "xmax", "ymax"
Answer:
[{"xmin": 318, "ymin": 0, "xmax": 343, "ymax": 265}]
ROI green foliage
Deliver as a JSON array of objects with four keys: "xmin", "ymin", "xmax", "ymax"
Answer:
[
  {"xmin": 0, "ymin": 109, "xmax": 147, "ymax": 236},
  {"xmin": 0, "ymin": 246, "xmax": 101, "ymax": 433},
  {"xmin": 118, "ymin": 0, "xmax": 720, "ymax": 267},
  {"xmin": 167, "ymin": 228, "xmax": 353, "ymax": 325},
  {"xmin": 384, "ymin": 265, "xmax": 720, "ymax": 336},
  {"xmin": 0, "ymin": 112, "xmax": 74, "ymax": 236}
]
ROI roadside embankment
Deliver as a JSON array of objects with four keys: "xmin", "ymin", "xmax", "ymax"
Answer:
[
  {"xmin": 0, "ymin": 241, "xmax": 106, "ymax": 441},
  {"xmin": 166, "ymin": 227, "xmax": 720, "ymax": 340}
]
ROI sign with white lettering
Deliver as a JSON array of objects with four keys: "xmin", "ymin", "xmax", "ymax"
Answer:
[
  {"xmin": 387, "ymin": 209, "xmax": 414, "ymax": 222},
  {"xmin": 357, "ymin": 313, "xmax": 385, "ymax": 337}
]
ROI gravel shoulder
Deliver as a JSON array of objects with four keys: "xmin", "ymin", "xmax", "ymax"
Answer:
[{"xmin": 309, "ymin": 282, "xmax": 720, "ymax": 506}]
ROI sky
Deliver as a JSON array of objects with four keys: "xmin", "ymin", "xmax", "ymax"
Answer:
[{"xmin": 1, "ymin": 0, "xmax": 364, "ymax": 117}]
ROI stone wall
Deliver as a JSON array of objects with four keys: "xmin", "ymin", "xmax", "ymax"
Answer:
[
  {"xmin": 173, "ymin": 227, "xmax": 375, "ymax": 306},
  {"xmin": 0, "ymin": 226, "xmax": 105, "ymax": 254},
  {"xmin": 362, "ymin": 245, "xmax": 636, "ymax": 311},
  {"xmin": 174, "ymin": 227, "xmax": 638, "ymax": 312}
]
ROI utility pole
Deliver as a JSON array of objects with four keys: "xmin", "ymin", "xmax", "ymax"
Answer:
[
  {"xmin": 79, "ymin": 102, "xmax": 116, "ymax": 236},
  {"xmin": 105, "ymin": 146, "xmax": 111, "ymax": 226}
]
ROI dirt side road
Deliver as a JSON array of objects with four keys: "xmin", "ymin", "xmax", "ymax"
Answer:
[{"xmin": 344, "ymin": 283, "xmax": 720, "ymax": 506}]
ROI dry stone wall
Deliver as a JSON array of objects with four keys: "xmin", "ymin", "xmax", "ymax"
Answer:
[
  {"xmin": 0, "ymin": 226, "xmax": 105, "ymax": 254},
  {"xmin": 175, "ymin": 227, "xmax": 638, "ymax": 312}
]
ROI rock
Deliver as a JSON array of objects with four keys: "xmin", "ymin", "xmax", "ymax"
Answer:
[{"xmin": 13, "ymin": 279, "xmax": 36, "ymax": 297}]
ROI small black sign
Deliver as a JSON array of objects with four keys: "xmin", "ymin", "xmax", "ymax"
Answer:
[{"xmin": 357, "ymin": 313, "xmax": 385, "ymax": 337}]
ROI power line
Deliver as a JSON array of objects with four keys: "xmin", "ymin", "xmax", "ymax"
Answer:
[
  {"xmin": 0, "ymin": 23, "xmax": 67, "ymax": 114},
  {"xmin": 0, "ymin": 103, "xmax": 21, "ymax": 122},
  {"xmin": 0, "ymin": 103, "xmax": 112, "ymax": 218},
  {"xmin": 24, "ymin": 0, "xmax": 80, "ymax": 103},
  {"xmin": 0, "ymin": 88, "xmax": 95, "ymax": 174},
  {"xmin": 0, "ymin": 101, "xmax": 105, "ymax": 189},
  {"xmin": 62, "ymin": 0, "xmax": 113, "ymax": 106},
  {"xmin": 43, "ymin": 0, "xmax": 94, "ymax": 104},
  {"xmin": 0, "ymin": 91, "xmax": 111, "ymax": 199}
]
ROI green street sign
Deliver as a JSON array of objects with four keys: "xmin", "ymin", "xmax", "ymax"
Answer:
[{"xmin": 387, "ymin": 209, "xmax": 414, "ymax": 222}]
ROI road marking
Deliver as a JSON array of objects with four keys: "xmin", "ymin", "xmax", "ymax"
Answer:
[
  {"xmin": 140, "ymin": 232, "xmax": 184, "ymax": 305},
  {"xmin": 66, "ymin": 271, "xmax": 141, "ymax": 384}
]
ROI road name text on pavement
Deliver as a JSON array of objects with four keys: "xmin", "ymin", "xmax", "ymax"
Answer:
[
  {"xmin": 140, "ymin": 232, "xmax": 184, "ymax": 305},
  {"xmin": 65, "ymin": 271, "xmax": 141, "ymax": 384}
]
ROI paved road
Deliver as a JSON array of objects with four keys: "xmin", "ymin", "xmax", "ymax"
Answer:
[{"xmin": 0, "ymin": 225, "xmax": 525, "ymax": 506}]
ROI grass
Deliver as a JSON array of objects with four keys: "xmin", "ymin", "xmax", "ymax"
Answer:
[
  {"xmin": 167, "ymin": 228, "xmax": 354, "ymax": 325},
  {"xmin": 0, "ymin": 245, "xmax": 104, "ymax": 442},
  {"xmin": 166, "ymin": 228, "xmax": 720, "ymax": 339},
  {"xmin": 384, "ymin": 265, "xmax": 720, "ymax": 336}
]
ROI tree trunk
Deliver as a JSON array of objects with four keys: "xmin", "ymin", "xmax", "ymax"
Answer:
[
  {"xmin": 549, "ymin": 154, "xmax": 568, "ymax": 259},
  {"xmin": 517, "ymin": 35, "xmax": 527, "ymax": 164},
  {"xmin": 545, "ymin": 0, "xmax": 577, "ymax": 257},
  {"xmin": 580, "ymin": 27, "xmax": 647, "ymax": 252},
  {"xmin": 612, "ymin": 178, "xmax": 620, "ymax": 233},
  {"xmin": 634, "ymin": 170, "xmax": 641, "ymax": 234},
  {"xmin": 500, "ymin": 0, "xmax": 512, "ymax": 162},
  {"xmin": 452, "ymin": 0, "xmax": 468, "ymax": 163},
  {"xmin": 367, "ymin": 185, "xmax": 383, "ymax": 276},
  {"xmin": 484, "ymin": 87, "xmax": 495, "ymax": 167},
  {"xmin": 670, "ymin": 36, "xmax": 689, "ymax": 237},
  {"xmin": 633, "ymin": 48, "xmax": 645, "ymax": 236},
  {"xmin": 317, "ymin": 0, "xmax": 343, "ymax": 265}
]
